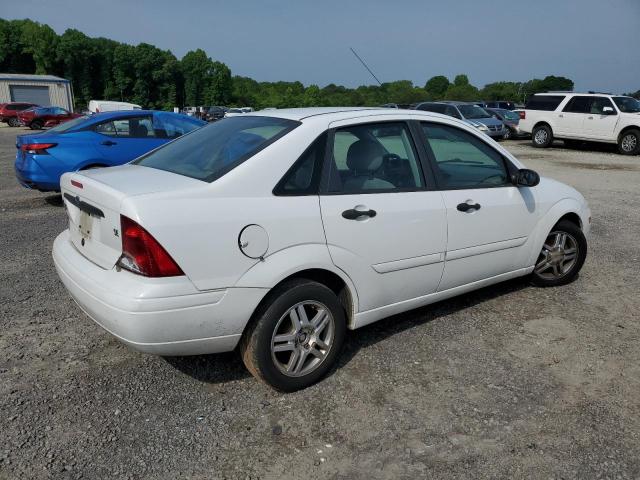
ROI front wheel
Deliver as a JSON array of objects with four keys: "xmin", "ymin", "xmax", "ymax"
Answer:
[
  {"xmin": 7, "ymin": 117, "xmax": 20, "ymax": 127},
  {"xmin": 502, "ymin": 127, "xmax": 512, "ymax": 140},
  {"xmin": 532, "ymin": 124, "xmax": 553, "ymax": 148},
  {"xmin": 240, "ymin": 279, "xmax": 346, "ymax": 391},
  {"xmin": 618, "ymin": 129, "xmax": 640, "ymax": 155},
  {"xmin": 531, "ymin": 220, "xmax": 587, "ymax": 287},
  {"xmin": 30, "ymin": 120, "xmax": 43, "ymax": 130}
]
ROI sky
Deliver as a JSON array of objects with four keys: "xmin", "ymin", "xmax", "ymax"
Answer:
[{"xmin": 2, "ymin": 0, "xmax": 639, "ymax": 93}]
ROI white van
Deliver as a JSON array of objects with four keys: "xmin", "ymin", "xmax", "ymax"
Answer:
[{"xmin": 88, "ymin": 100, "xmax": 142, "ymax": 114}]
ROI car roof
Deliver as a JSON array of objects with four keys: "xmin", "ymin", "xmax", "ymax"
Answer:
[
  {"xmin": 533, "ymin": 92, "xmax": 626, "ymax": 97},
  {"xmin": 244, "ymin": 107, "xmax": 382, "ymax": 121}
]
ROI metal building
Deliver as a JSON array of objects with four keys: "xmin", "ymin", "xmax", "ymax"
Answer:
[{"xmin": 0, "ymin": 74, "xmax": 74, "ymax": 110}]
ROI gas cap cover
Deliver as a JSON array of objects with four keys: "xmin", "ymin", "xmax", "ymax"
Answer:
[{"xmin": 238, "ymin": 224, "xmax": 269, "ymax": 259}]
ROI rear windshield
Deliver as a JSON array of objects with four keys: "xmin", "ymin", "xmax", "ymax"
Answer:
[
  {"xmin": 47, "ymin": 116, "xmax": 89, "ymax": 133},
  {"xmin": 134, "ymin": 116, "xmax": 299, "ymax": 182},
  {"xmin": 525, "ymin": 95, "xmax": 566, "ymax": 111}
]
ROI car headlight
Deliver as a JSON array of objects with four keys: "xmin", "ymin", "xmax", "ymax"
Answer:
[{"xmin": 476, "ymin": 123, "xmax": 489, "ymax": 131}]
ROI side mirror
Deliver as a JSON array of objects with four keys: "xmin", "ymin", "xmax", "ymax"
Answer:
[
  {"xmin": 602, "ymin": 106, "xmax": 615, "ymax": 115},
  {"xmin": 513, "ymin": 168, "xmax": 540, "ymax": 187}
]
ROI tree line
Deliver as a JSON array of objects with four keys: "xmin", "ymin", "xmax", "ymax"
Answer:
[{"xmin": 3, "ymin": 18, "xmax": 633, "ymax": 112}]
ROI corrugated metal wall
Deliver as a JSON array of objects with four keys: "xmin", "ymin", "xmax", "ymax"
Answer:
[{"xmin": 0, "ymin": 80, "xmax": 73, "ymax": 110}]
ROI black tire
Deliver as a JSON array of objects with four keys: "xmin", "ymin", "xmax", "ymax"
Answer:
[
  {"xmin": 240, "ymin": 279, "xmax": 346, "ymax": 391},
  {"xmin": 617, "ymin": 129, "xmax": 640, "ymax": 155},
  {"xmin": 30, "ymin": 120, "xmax": 43, "ymax": 130},
  {"xmin": 532, "ymin": 124, "xmax": 553, "ymax": 148},
  {"xmin": 531, "ymin": 220, "xmax": 587, "ymax": 287},
  {"xmin": 7, "ymin": 117, "xmax": 19, "ymax": 127}
]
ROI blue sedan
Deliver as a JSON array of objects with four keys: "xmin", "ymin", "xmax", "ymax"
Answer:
[{"xmin": 15, "ymin": 110, "xmax": 205, "ymax": 191}]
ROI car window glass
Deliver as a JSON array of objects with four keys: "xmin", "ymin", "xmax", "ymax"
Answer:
[
  {"xmin": 590, "ymin": 97, "xmax": 615, "ymax": 114},
  {"xmin": 153, "ymin": 114, "xmax": 202, "ymax": 139},
  {"xmin": 525, "ymin": 95, "xmax": 566, "ymax": 111},
  {"xmin": 134, "ymin": 116, "xmax": 299, "ymax": 182},
  {"xmin": 94, "ymin": 121, "xmax": 117, "ymax": 136},
  {"xmin": 327, "ymin": 122, "xmax": 424, "ymax": 194},
  {"xmin": 111, "ymin": 116, "xmax": 155, "ymax": 138},
  {"xmin": 421, "ymin": 122, "xmax": 509, "ymax": 189},
  {"xmin": 563, "ymin": 96, "xmax": 591, "ymax": 113},
  {"xmin": 275, "ymin": 133, "xmax": 327, "ymax": 195},
  {"xmin": 446, "ymin": 106, "xmax": 462, "ymax": 119}
]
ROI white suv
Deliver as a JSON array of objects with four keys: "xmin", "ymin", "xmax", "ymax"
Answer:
[{"xmin": 519, "ymin": 93, "xmax": 640, "ymax": 155}]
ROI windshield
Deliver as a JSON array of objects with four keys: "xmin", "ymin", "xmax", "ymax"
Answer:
[
  {"xmin": 47, "ymin": 115, "xmax": 89, "ymax": 133},
  {"xmin": 458, "ymin": 105, "xmax": 491, "ymax": 119},
  {"xmin": 134, "ymin": 116, "xmax": 299, "ymax": 182},
  {"xmin": 613, "ymin": 96, "xmax": 640, "ymax": 113}
]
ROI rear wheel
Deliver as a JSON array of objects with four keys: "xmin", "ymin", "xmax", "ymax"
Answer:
[
  {"xmin": 7, "ymin": 117, "xmax": 19, "ymax": 127},
  {"xmin": 502, "ymin": 127, "xmax": 512, "ymax": 140},
  {"xmin": 30, "ymin": 120, "xmax": 43, "ymax": 130},
  {"xmin": 531, "ymin": 220, "xmax": 587, "ymax": 287},
  {"xmin": 240, "ymin": 279, "xmax": 346, "ymax": 391},
  {"xmin": 618, "ymin": 129, "xmax": 640, "ymax": 155},
  {"xmin": 532, "ymin": 124, "xmax": 553, "ymax": 148}
]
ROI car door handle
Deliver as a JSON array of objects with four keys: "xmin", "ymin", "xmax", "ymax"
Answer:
[
  {"xmin": 100, "ymin": 140, "xmax": 117, "ymax": 146},
  {"xmin": 558, "ymin": 114, "xmax": 564, "ymax": 118},
  {"xmin": 342, "ymin": 208, "xmax": 377, "ymax": 220},
  {"xmin": 587, "ymin": 116, "xmax": 593, "ymax": 120},
  {"xmin": 457, "ymin": 202, "xmax": 481, "ymax": 212}
]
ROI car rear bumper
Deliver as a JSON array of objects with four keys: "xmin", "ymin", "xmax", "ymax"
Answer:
[
  {"xmin": 14, "ymin": 153, "xmax": 60, "ymax": 191},
  {"xmin": 53, "ymin": 230, "xmax": 267, "ymax": 356}
]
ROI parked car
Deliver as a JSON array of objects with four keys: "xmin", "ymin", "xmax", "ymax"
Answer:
[
  {"xmin": 202, "ymin": 106, "xmax": 227, "ymax": 122},
  {"xmin": 52, "ymin": 107, "xmax": 590, "ymax": 391},
  {"xmin": 17, "ymin": 106, "xmax": 82, "ymax": 130},
  {"xmin": 483, "ymin": 101, "xmax": 516, "ymax": 110},
  {"xmin": 414, "ymin": 101, "xmax": 505, "ymax": 139},
  {"xmin": 88, "ymin": 100, "xmax": 141, "ymax": 113},
  {"xmin": 486, "ymin": 107, "xmax": 528, "ymax": 139},
  {"xmin": 15, "ymin": 110, "xmax": 204, "ymax": 191},
  {"xmin": 0, "ymin": 102, "xmax": 39, "ymax": 127},
  {"xmin": 519, "ymin": 92, "xmax": 640, "ymax": 154}
]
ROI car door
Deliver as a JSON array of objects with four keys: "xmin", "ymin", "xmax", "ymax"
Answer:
[
  {"xmin": 93, "ymin": 115, "xmax": 164, "ymax": 165},
  {"xmin": 417, "ymin": 121, "xmax": 540, "ymax": 291},
  {"xmin": 582, "ymin": 96, "xmax": 619, "ymax": 140},
  {"xmin": 319, "ymin": 120, "xmax": 447, "ymax": 313},
  {"xmin": 556, "ymin": 96, "xmax": 591, "ymax": 137}
]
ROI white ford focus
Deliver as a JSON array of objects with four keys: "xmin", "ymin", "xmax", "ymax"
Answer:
[{"xmin": 53, "ymin": 108, "xmax": 590, "ymax": 390}]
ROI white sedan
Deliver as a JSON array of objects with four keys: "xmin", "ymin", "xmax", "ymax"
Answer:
[{"xmin": 53, "ymin": 107, "xmax": 590, "ymax": 391}]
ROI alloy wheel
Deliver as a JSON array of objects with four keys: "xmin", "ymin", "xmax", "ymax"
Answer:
[
  {"xmin": 271, "ymin": 301, "xmax": 335, "ymax": 377},
  {"xmin": 534, "ymin": 129, "xmax": 548, "ymax": 145},
  {"xmin": 534, "ymin": 230, "xmax": 579, "ymax": 280},
  {"xmin": 621, "ymin": 133, "xmax": 637, "ymax": 153}
]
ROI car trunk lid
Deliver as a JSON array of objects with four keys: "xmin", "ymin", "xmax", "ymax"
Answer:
[{"xmin": 60, "ymin": 165, "xmax": 205, "ymax": 270}]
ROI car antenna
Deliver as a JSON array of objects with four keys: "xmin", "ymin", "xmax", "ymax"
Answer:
[{"xmin": 350, "ymin": 47, "xmax": 382, "ymax": 86}]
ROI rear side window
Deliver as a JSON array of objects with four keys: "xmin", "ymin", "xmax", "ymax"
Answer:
[
  {"xmin": 134, "ymin": 116, "xmax": 299, "ymax": 182},
  {"xmin": 525, "ymin": 95, "xmax": 566, "ymax": 111},
  {"xmin": 94, "ymin": 116, "xmax": 155, "ymax": 138},
  {"xmin": 274, "ymin": 133, "xmax": 327, "ymax": 196},
  {"xmin": 563, "ymin": 96, "xmax": 591, "ymax": 113}
]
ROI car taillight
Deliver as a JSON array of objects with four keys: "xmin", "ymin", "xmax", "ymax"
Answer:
[
  {"xmin": 20, "ymin": 143, "xmax": 57, "ymax": 154},
  {"xmin": 518, "ymin": 111, "xmax": 526, "ymax": 120},
  {"xmin": 117, "ymin": 215, "xmax": 184, "ymax": 277}
]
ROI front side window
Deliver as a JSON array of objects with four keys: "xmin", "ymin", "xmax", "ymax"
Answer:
[
  {"xmin": 94, "ymin": 116, "xmax": 155, "ymax": 138},
  {"xmin": 590, "ymin": 97, "xmax": 615, "ymax": 114},
  {"xmin": 563, "ymin": 96, "xmax": 591, "ymax": 113},
  {"xmin": 327, "ymin": 122, "xmax": 424, "ymax": 194},
  {"xmin": 421, "ymin": 122, "xmax": 510, "ymax": 189},
  {"xmin": 134, "ymin": 116, "xmax": 299, "ymax": 182},
  {"xmin": 153, "ymin": 113, "xmax": 202, "ymax": 139}
]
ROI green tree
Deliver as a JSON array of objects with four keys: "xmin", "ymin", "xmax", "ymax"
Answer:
[
  {"xmin": 206, "ymin": 61, "xmax": 233, "ymax": 105},
  {"xmin": 181, "ymin": 49, "xmax": 212, "ymax": 106},
  {"xmin": 424, "ymin": 75, "xmax": 450, "ymax": 99},
  {"xmin": 19, "ymin": 20, "xmax": 58, "ymax": 74}
]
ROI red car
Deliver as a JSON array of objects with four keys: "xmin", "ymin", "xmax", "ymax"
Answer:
[
  {"xmin": 17, "ymin": 106, "xmax": 82, "ymax": 130},
  {"xmin": 0, "ymin": 102, "xmax": 39, "ymax": 127}
]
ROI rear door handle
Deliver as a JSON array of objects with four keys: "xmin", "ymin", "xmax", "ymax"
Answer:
[
  {"xmin": 558, "ymin": 114, "xmax": 564, "ymax": 118},
  {"xmin": 457, "ymin": 202, "xmax": 481, "ymax": 212},
  {"xmin": 342, "ymin": 208, "xmax": 377, "ymax": 220},
  {"xmin": 100, "ymin": 140, "xmax": 117, "ymax": 146}
]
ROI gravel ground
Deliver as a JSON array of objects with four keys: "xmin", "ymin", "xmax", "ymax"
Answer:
[{"xmin": 1, "ymin": 125, "xmax": 639, "ymax": 480}]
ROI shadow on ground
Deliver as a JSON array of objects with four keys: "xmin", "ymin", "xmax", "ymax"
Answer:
[{"xmin": 166, "ymin": 276, "xmax": 532, "ymax": 385}]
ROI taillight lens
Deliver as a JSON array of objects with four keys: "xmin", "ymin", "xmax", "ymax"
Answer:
[
  {"xmin": 117, "ymin": 215, "xmax": 184, "ymax": 277},
  {"xmin": 518, "ymin": 111, "xmax": 526, "ymax": 120},
  {"xmin": 20, "ymin": 143, "xmax": 57, "ymax": 154}
]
